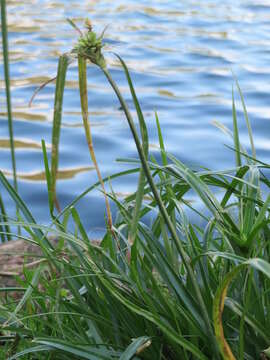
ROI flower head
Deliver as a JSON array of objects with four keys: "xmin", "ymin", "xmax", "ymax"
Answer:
[{"xmin": 72, "ymin": 19, "xmax": 106, "ymax": 69}]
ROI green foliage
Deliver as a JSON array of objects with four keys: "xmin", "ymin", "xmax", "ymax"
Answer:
[{"xmin": 1, "ymin": 17, "xmax": 270, "ymax": 360}]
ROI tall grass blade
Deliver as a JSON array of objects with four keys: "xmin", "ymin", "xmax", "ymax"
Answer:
[
  {"xmin": 235, "ymin": 79, "xmax": 256, "ymax": 161},
  {"xmin": 232, "ymin": 87, "xmax": 242, "ymax": 167},
  {"xmin": 78, "ymin": 56, "xmax": 114, "ymax": 236},
  {"xmin": 242, "ymin": 166, "xmax": 259, "ymax": 240},
  {"xmin": 116, "ymin": 55, "xmax": 149, "ymax": 245},
  {"xmin": 1, "ymin": 0, "xmax": 19, "ymax": 232},
  {"xmin": 41, "ymin": 140, "xmax": 54, "ymax": 217},
  {"xmin": 51, "ymin": 54, "xmax": 69, "ymax": 212}
]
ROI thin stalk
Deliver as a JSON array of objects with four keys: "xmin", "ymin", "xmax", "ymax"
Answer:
[
  {"xmin": 102, "ymin": 66, "xmax": 219, "ymax": 355},
  {"xmin": 0, "ymin": 193, "xmax": 11, "ymax": 241},
  {"xmin": 78, "ymin": 57, "xmax": 113, "ymax": 235},
  {"xmin": 115, "ymin": 56, "xmax": 149, "ymax": 246},
  {"xmin": 1, "ymin": 0, "xmax": 19, "ymax": 232},
  {"xmin": 51, "ymin": 54, "xmax": 69, "ymax": 212},
  {"xmin": 129, "ymin": 171, "xmax": 145, "ymax": 244}
]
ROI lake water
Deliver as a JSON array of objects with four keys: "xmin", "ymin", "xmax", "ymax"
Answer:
[{"xmin": 1, "ymin": 0, "xmax": 270, "ymax": 238}]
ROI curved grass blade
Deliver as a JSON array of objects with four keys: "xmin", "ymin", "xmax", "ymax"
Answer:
[
  {"xmin": 33, "ymin": 338, "xmax": 119, "ymax": 359},
  {"xmin": 28, "ymin": 76, "xmax": 57, "ymax": 107},
  {"xmin": 7, "ymin": 345, "xmax": 51, "ymax": 360},
  {"xmin": 62, "ymin": 167, "xmax": 139, "ymax": 219}
]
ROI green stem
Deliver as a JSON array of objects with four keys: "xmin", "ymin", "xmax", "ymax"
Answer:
[
  {"xmin": 0, "ymin": 193, "xmax": 11, "ymax": 241},
  {"xmin": 129, "ymin": 170, "xmax": 145, "ymax": 244},
  {"xmin": 102, "ymin": 66, "xmax": 219, "ymax": 354},
  {"xmin": 1, "ymin": 0, "xmax": 19, "ymax": 233},
  {"xmin": 78, "ymin": 57, "xmax": 113, "ymax": 235}
]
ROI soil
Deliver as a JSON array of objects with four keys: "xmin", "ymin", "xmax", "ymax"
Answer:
[{"xmin": 0, "ymin": 238, "xmax": 59, "ymax": 290}]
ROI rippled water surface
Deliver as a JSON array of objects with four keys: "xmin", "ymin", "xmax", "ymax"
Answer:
[{"xmin": 1, "ymin": 0, "xmax": 270, "ymax": 237}]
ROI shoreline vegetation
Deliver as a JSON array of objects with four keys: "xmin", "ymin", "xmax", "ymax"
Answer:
[{"xmin": 1, "ymin": 3, "xmax": 270, "ymax": 359}]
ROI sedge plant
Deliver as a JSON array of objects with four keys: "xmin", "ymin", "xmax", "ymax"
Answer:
[{"xmin": 0, "ymin": 18, "xmax": 270, "ymax": 360}]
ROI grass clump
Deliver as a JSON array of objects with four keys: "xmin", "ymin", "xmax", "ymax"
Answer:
[{"xmin": 1, "ymin": 13, "xmax": 270, "ymax": 360}]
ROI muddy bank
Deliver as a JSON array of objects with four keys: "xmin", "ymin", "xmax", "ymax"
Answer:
[{"xmin": 0, "ymin": 238, "xmax": 59, "ymax": 290}]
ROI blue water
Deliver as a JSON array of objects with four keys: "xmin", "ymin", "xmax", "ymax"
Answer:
[{"xmin": 1, "ymin": 0, "xmax": 270, "ymax": 238}]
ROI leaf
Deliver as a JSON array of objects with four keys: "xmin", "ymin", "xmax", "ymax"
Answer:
[
  {"xmin": 34, "ymin": 338, "xmax": 118, "ymax": 359},
  {"xmin": 115, "ymin": 54, "xmax": 149, "ymax": 245},
  {"xmin": 7, "ymin": 345, "xmax": 51, "ymax": 360},
  {"xmin": 235, "ymin": 78, "xmax": 256, "ymax": 160},
  {"xmin": 51, "ymin": 54, "xmax": 69, "ymax": 212},
  {"xmin": 120, "ymin": 336, "xmax": 151, "ymax": 360},
  {"xmin": 232, "ymin": 87, "xmax": 242, "ymax": 167}
]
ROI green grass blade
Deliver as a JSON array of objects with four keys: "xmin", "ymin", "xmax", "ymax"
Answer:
[
  {"xmin": 4, "ymin": 266, "xmax": 41, "ymax": 326},
  {"xmin": 242, "ymin": 166, "xmax": 259, "ymax": 239},
  {"xmin": 155, "ymin": 111, "xmax": 167, "ymax": 166},
  {"xmin": 41, "ymin": 139, "xmax": 54, "ymax": 217},
  {"xmin": 51, "ymin": 54, "xmax": 69, "ymax": 212},
  {"xmin": 232, "ymin": 87, "xmax": 242, "ymax": 167},
  {"xmin": 0, "ymin": 192, "xmax": 11, "ymax": 241},
  {"xmin": 120, "ymin": 336, "xmax": 151, "ymax": 360},
  {"xmin": 235, "ymin": 79, "xmax": 256, "ymax": 160},
  {"xmin": 1, "ymin": 0, "xmax": 19, "ymax": 232},
  {"xmin": 78, "ymin": 56, "xmax": 113, "ymax": 234},
  {"xmin": 0, "ymin": 171, "xmax": 53, "ymax": 249},
  {"xmin": 34, "ymin": 338, "xmax": 119, "ymax": 359},
  {"xmin": 246, "ymin": 191, "xmax": 270, "ymax": 246},
  {"xmin": 55, "ymin": 167, "xmax": 139, "ymax": 223},
  {"xmin": 7, "ymin": 345, "xmax": 51, "ymax": 360},
  {"xmin": 115, "ymin": 55, "xmax": 149, "ymax": 245},
  {"xmin": 1, "ymin": 0, "xmax": 17, "ymax": 193}
]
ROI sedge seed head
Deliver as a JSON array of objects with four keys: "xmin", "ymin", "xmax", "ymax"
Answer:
[{"xmin": 71, "ymin": 19, "xmax": 106, "ymax": 68}]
